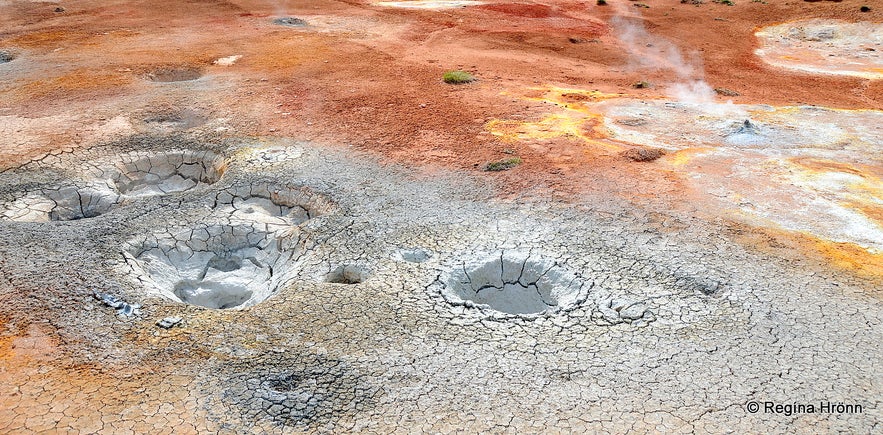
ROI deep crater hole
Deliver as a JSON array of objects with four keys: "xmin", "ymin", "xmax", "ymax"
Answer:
[{"xmin": 127, "ymin": 224, "xmax": 294, "ymax": 309}]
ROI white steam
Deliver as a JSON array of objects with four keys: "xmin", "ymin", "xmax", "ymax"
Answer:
[{"xmin": 610, "ymin": 14, "xmax": 716, "ymax": 104}]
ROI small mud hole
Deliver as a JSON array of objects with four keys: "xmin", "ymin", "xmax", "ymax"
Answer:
[
  {"xmin": 394, "ymin": 247, "xmax": 432, "ymax": 263},
  {"xmin": 113, "ymin": 151, "xmax": 225, "ymax": 197},
  {"xmin": 125, "ymin": 223, "xmax": 298, "ymax": 309},
  {"xmin": 0, "ymin": 50, "xmax": 13, "ymax": 63},
  {"xmin": 325, "ymin": 265, "xmax": 369, "ymax": 284},
  {"xmin": 273, "ymin": 17, "xmax": 308, "ymax": 27},
  {"xmin": 146, "ymin": 66, "xmax": 204, "ymax": 82},
  {"xmin": 1, "ymin": 150, "xmax": 227, "ymax": 222},
  {"xmin": 208, "ymin": 354, "xmax": 375, "ymax": 430},
  {"xmin": 440, "ymin": 251, "xmax": 588, "ymax": 316},
  {"xmin": 143, "ymin": 110, "xmax": 206, "ymax": 130}
]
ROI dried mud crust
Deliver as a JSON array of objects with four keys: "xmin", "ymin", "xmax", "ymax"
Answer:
[
  {"xmin": 0, "ymin": 136, "xmax": 880, "ymax": 433},
  {"xmin": 0, "ymin": 0, "xmax": 880, "ymax": 430}
]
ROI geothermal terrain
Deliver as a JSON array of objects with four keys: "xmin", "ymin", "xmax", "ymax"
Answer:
[{"xmin": 0, "ymin": 0, "xmax": 881, "ymax": 433}]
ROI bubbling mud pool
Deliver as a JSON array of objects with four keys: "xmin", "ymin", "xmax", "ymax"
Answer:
[
  {"xmin": 487, "ymin": 86, "xmax": 883, "ymax": 260},
  {"xmin": 602, "ymin": 99, "xmax": 883, "ymax": 255}
]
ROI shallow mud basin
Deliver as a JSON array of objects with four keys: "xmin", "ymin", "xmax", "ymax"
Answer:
[
  {"xmin": 755, "ymin": 20, "xmax": 883, "ymax": 79},
  {"xmin": 438, "ymin": 251, "xmax": 588, "ymax": 317},
  {"xmin": 111, "ymin": 150, "xmax": 225, "ymax": 197},
  {"xmin": 1, "ymin": 184, "xmax": 118, "ymax": 222},
  {"xmin": 0, "ymin": 150, "xmax": 226, "ymax": 221}
]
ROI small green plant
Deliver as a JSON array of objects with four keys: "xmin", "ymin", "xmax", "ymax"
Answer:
[
  {"xmin": 484, "ymin": 157, "xmax": 522, "ymax": 171},
  {"xmin": 443, "ymin": 70, "xmax": 475, "ymax": 84}
]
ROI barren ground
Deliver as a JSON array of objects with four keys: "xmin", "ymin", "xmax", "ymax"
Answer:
[{"xmin": 0, "ymin": 0, "xmax": 881, "ymax": 433}]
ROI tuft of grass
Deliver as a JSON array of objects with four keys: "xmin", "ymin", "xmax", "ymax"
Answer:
[
  {"xmin": 484, "ymin": 157, "xmax": 522, "ymax": 171},
  {"xmin": 443, "ymin": 70, "xmax": 475, "ymax": 84}
]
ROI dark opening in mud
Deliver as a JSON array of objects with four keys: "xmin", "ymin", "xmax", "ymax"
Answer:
[
  {"xmin": 0, "ymin": 50, "xmax": 13, "ymax": 63},
  {"xmin": 326, "ymin": 265, "xmax": 369, "ymax": 284}
]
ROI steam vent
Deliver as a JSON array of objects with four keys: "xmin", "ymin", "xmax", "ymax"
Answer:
[{"xmin": 0, "ymin": 1, "xmax": 880, "ymax": 433}]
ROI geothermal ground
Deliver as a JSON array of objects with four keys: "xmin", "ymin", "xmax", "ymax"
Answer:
[{"xmin": 0, "ymin": 0, "xmax": 881, "ymax": 433}]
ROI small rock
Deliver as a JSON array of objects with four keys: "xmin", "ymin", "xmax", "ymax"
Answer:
[
  {"xmin": 620, "ymin": 147, "xmax": 666, "ymax": 162},
  {"xmin": 714, "ymin": 87, "xmax": 740, "ymax": 97},
  {"xmin": 619, "ymin": 303, "xmax": 648, "ymax": 320},
  {"xmin": 156, "ymin": 317, "xmax": 184, "ymax": 329},
  {"xmin": 54, "ymin": 7, "xmax": 65, "ymax": 13},
  {"xmin": 93, "ymin": 291, "xmax": 141, "ymax": 317}
]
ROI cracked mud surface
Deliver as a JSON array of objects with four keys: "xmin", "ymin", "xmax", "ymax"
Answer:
[
  {"xmin": 1, "ymin": 0, "xmax": 881, "ymax": 433},
  {"xmin": 1, "ymin": 136, "xmax": 879, "ymax": 433}
]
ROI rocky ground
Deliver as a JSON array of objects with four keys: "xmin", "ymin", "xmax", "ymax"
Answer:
[{"xmin": 0, "ymin": 0, "xmax": 880, "ymax": 433}]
